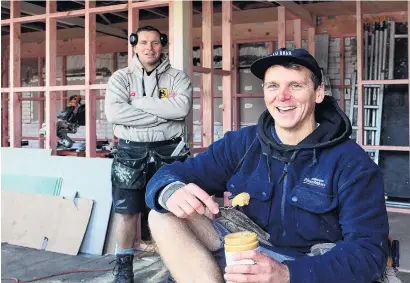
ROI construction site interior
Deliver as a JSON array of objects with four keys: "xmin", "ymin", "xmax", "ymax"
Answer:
[{"xmin": 1, "ymin": 0, "xmax": 410, "ymax": 282}]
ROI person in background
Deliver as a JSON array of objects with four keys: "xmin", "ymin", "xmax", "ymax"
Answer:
[{"xmin": 105, "ymin": 25, "xmax": 193, "ymax": 283}]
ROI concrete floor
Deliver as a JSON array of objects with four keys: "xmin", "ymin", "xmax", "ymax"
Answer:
[{"xmin": 2, "ymin": 212, "xmax": 410, "ymax": 283}]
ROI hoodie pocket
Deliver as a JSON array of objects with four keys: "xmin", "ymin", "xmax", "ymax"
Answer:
[
  {"xmin": 287, "ymin": 185, "xmax": 342, "ymax": 242},
  {"xmin": 226, "ymin": 174, "xmax": 274, "ymax": 229}
]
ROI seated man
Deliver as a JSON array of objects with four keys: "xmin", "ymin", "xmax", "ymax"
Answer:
[
  {"xmin": 40, "ymin": 95, "xmax": 86, "ymax": 149},
  {"xmin": 145, "ymin": 48, "xmax": 390, "ymax": 283}
]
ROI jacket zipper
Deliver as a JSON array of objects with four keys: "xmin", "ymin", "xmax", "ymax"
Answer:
[{"xmin": 280, "ymin": 162, "xmax": 289, "ymax": 237}]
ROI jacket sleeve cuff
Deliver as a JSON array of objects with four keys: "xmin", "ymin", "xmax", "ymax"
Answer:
[{"xmin": 158, "ymin": 181, "xmax": 186, "ymax": 209}]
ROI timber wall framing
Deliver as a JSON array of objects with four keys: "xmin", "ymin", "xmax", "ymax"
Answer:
[{"xmin": 1, "ymin": 1, "xmax": 410, "ymax": 214}]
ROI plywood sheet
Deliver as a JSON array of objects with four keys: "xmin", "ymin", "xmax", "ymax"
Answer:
[
  {"xmin": 1, "ymin": 152, "xmax": 113, "ymax": 255},
  {"xmin": 1, "ymin": 191, "xmax": 93, "ymax": 255}
]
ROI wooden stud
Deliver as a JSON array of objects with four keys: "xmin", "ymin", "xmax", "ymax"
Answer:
[
  {"xmin": 9, "ymin": 1, "xmax": 22, "ymax": 148},
  {"xmin": 128, "ymin": 0, "xmax": 139, "ymax": 65},
  {"xmin": 356, "ymin": 0, "xmax": 363, "ymax": 145},
  {"xmin": 85, "ymin": 0, "xmax": 97, "ymax": 157},
  {"xmin": 45, "ymin": 1, "xmax": 57, "ymax": 154},
  {"xmin": 307, "ymin": 27, "xmax": 315, "ymax": 55},
  {"xmin": 168, "ymin": 2, "xmax": 174, "ymax": 63},
  {"xmin": 294, "ymin": 19, "xmax": 302, "ymax": 49},
  {"xmin": 1, "ymin": 52, "xmax": 9, "ymax": 147},
  {"xmin": 111, "ymin": 52, "xmax": 118, "ymax": 144},
  {"xmin": 278, "ymin": 7, "xmax": 286, "ymax": 48},
  {"xmin": 233, "ymin": 43, "xmax": 240, "ymax": 130},
  {"xmin": 339, "ymin": 36, "xmax": 345, "ymax": 112},
  {"xmin": 37, "ymin": 57, "xmax": 44, "ymax": 148},
  {"xmin": 408, "ymin": 0, "xmax": 410, "ymax": 200},
  {"xmin": 60, "ymin": 56, "xmax": 67, "ymax": 111},
  {"xmin": 202, "ymin": 1, "xmax": 213, "ymax": 147},
  {"xmin": 222, "ymin": 0, "xmax": 232, "ymax": 134},
  {"xmin": 168, "ymin": 1, "xmax": 193, "ymax": 146}
]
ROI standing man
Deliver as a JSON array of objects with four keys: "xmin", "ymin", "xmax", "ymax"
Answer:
[
  {"xmin": 105, "ymin": 25, "xmax": 192, "ymax": 283},
  {"xmin": 146, "ymin": 48, "xmax": 391, "ymax": 283}
]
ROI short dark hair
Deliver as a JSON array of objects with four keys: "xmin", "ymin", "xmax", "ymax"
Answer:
[
  {"xmin": 265, "ymin": 61, "xmax": 321, "ymax": 90},
  {"xmin": 69, "ymin": 95, "xmax": 82, "ymax": 103},
  {"xmin": 136, "ymin": 25, "xmax": 162, "ymax": 38}
]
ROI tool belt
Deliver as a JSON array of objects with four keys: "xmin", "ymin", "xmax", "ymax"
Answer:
[{"xmin": 111, "ymin": 138, "xmax": 189, "ymax": 191}]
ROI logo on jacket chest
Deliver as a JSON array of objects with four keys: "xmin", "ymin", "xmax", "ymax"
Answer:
[
  {"xmin": 303, "ymin": 177, "xmax": 326, "ymax": 188},
  {"xmin": 159, "ymin": 88, "xmax": 168, "ymax": 98}
]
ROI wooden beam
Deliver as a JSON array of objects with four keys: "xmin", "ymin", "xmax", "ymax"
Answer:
[
  {"xmin": 60, "ymin": 56, "xmax": 67, "ymax": 112},
  {"xmin": 146, "ymin": 8, "xmax": 167, "ymax": 18},
  {"xmin": 222, "ymin": 0, "xmax": 232, "ymax": 134},
  {"xmin": 339, "ymin": 36, "xmax": 345, "ymax": 112},
  {"xmin": 316, "ymin": 13, "xmax": 407, "ymax": 36},
  {"xmin": 168, "ymin": 0, "xmax": 193, "ymax": 148},
  {"xmin": 5, "ymin": 10, "xmax": 407, "ymax": 45},
  {"xmin": 302, "ymin": 1, "xmax": 407, "ymax": 17},
  {"xmin": 45, "ymin": 0, "xmax": 57, "ymax": 154},
  {"xmin": 408, "ymin": 0, "xmax": 410, "ymax": 189},
  {"xmin": 293, "ymin": 19, "xmax": 301, "ymax": 48},
  {"xmin": 85, "ymin": 0, "xmax": 97, "ymax": 157},
  {"xmin": 111, "ymin": 53, "xmax": 117, "ymax": 144},
  {"xmin": 232, "ymin": 4, "xmax": 241, "ymax": 11},
  {"xmin": 1, "ymin": 1, "xmax": 127, "ymax": 39},
  {"xmin": 275, "ymin": 1, "xmax": 315, "ymax": 27},
  {"xmin": 1, "ymin": 51, "xmax": 9, "ymax": 147},
  {"xmin": 17, "ymin": 20, "xmax": 313, "ymax": 58},
  {"xmin": 278, "ymin": 6, "xmax": 286, "ymax": 48},
  {"xmin": 233, "ymin": 44, "xmax": 240, "ymax": 130},
  {"xmin": 128, "ymin": 0, "xmax": 139, "ymax": 65},
  {"xmin": 307, "ymin": 27, "xmax": 315, "ymax": 55},
  {"xmin": 356, "ymin": 0, "xmax": 363, "ymax": 145},
  {"xmin": 38, "ymin": 57, "xmax": 45, "ymax": 148},
  {"xmin": 9, "ymin": 1, "xmax": 22, "ymax": 148},
  {"xmin": 202, "ymin": 1, "xmax": 213, "ymax": 147}
]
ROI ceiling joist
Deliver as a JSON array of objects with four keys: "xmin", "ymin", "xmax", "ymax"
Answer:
[
  {"xmin": 1, "ymin": 1, "xmax": 127, "ymax": 39},
  {"xmin": 273, "ymin": 1, "xmax": 316, "ymax": 27}
]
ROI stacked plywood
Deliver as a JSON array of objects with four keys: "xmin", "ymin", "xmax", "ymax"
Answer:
[{"xmin": 1, "ymin": 147, "xmax": 113, "ymax": 256}]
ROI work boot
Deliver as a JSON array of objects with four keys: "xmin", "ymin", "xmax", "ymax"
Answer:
[{"xmin": 113, "ymin": 254, "xmax": 134, "ymax": 283}]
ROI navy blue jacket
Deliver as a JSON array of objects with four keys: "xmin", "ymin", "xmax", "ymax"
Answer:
[{"xmin": 146, "ymin": 96, "xmax": 389, "ymax": 283}]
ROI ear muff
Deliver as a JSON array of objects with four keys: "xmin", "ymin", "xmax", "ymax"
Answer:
[
  {"xmin": 129, "ymin": 33, "xmax": 137, "ymax": 46},
  {"xmin": 129, "ymin": 31, "xmax": 168, "ymax": 47},
  {"xmin": 159, "ymin": 33, "xmax": 168, "ymax": 47}
]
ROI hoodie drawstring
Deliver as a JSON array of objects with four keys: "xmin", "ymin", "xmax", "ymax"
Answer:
[
  {"xmin": 310, "ymin": 148, "xmax": 318, "ymax": 167},
  {"xmin": 266, "ymin": 145, "xmax": 273, "ymax": 183},
  {"xmin": 142, "ymin": 69, "xmax": 161, "ymax": 98},
  {"xmin": 233, "ymin": 137, "xmax": 258, "ymax": 174}
]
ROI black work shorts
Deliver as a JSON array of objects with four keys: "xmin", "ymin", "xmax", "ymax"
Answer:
[{"xmin": 111, "ymin": 138, "xmax": 189, "ymax": 214}]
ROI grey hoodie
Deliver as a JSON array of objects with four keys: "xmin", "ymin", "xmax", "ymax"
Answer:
[{"xmin": 105, "ymin": 54, "xmax": 193, "ymax": 142}]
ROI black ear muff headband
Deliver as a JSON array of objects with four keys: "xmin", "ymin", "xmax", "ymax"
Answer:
[{"xmin": 129, "ymin": 26, "xmax": 168, "ymax": 47}]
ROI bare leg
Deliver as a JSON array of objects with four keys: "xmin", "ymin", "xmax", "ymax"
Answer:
[
  {"xmin": 148, "ymin": 211, "xmax": 224, "ymax": 283},
  {"xmin": 116, "ymin": 213, "xmax": 139, "ymax": 250}
]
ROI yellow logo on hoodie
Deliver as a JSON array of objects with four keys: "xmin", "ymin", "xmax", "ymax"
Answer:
[{"xmin": 159, "ymin": 88, "xmax": 168, "ymax": 99}]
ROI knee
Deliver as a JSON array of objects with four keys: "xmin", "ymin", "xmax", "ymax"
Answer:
[{"xmin": 148, "ymin": 210, "xmax": 175, "ymax": 233}]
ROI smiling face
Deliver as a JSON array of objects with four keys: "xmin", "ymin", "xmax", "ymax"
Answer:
[
  {"xmin": 133, "ymin": 30, "xmax": 163, "ymax": 71},
  {"xmin": 263, "ymin": 64, "xmax": 324, "ymax": 139}
]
